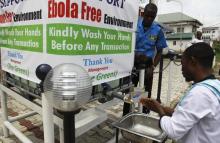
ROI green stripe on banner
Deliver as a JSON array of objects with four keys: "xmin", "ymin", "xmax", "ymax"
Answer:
[
  {"xmin": 0, "ymin": 25, "xmax": 43, "ymax": 52},
  {"xmin": 47, "ymin": 24, "xmax": 132, "ymax": 55}
]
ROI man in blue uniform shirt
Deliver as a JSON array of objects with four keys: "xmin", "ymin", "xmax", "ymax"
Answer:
[{"xmin": 132, "ymin": 3, "xmax": 167, "ymax": 97}]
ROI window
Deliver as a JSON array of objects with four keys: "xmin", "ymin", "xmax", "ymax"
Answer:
[
  {"xmin": 173, "ymin": 41, "xmax": 176, "ymax": 45},
  {"xmin": 177, "ymin": 27, "xmax": 184, "ymax": 33}
]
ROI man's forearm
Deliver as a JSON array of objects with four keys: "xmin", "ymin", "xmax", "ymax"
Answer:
[
  {"xmin": 163, "ymin": 106, "xmax": 174, "ymax": 116},
  {"xmin": 158, "ymin": 105, "xmax": 174, "ymax": 117}
]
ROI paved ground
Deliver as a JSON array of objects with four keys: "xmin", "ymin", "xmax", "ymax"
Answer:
[{"xmin": 1, "ymin": 60, "xmax": 218, "ymax": 143}]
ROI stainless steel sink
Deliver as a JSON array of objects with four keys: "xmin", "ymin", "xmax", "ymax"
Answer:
[{"xmin": 113, "ymin": 113, "xmax": 167, "ymax": 143}]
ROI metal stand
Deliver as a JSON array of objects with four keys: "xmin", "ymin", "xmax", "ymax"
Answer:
[
  {"xmin": 115, "ymin": 128, "xmax": 119, "ymax": 143},
  {"xmin": 139, "ymin": 69, "xmax": 145, "ymax": 89},
  {"xmin": 156, "ymin": 57, "xmax": 164, "ymax": 103},
  {"xmin": 138, "ymin": 69, "xmax": 145, "ymax": 112},
  {"xmin": 0, "ymin": 86, "xmax": 33, "ymax": 143},
  {"xmin": 0, "ymin": 88, "xmax": 9, "ymax": 137},
  {"xmin": 42, "ymin": 93, "xmax": 55, "ymax": 143},
  {"xmin": 59, "ymin": 110, "xmax": 80, "ymax": 143},
  {"xmin": 0, "ymin": 84, "xmax": 107, "ymax": 143}
]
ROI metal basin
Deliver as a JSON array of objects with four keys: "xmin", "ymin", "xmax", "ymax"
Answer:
[{"xmin": 113, "ymin": 113, "xmax": 167, "ymax": 143}]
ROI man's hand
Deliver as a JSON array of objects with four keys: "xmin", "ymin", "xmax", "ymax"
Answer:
[
  {"xmin": 154, "ymin": 49, "xmax": 163, "ymax": 67},
  {"xmin": 140, "ymin": 97, "xmax": 166, "ymax": 117}
]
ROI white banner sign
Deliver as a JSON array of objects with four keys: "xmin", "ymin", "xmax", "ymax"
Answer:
[{"xmin": 0, "ymin": 0, "xmax": 139, "ymax": 85}]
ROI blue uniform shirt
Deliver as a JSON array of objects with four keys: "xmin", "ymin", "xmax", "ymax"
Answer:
[{"xmin": 136, "ymin": 17, "xmax": 167, "ymax": 58}]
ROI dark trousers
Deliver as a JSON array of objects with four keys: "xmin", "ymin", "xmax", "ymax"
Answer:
[
  {"xmin": 132, "ymin": 65, "xmax": 154, "ymax": 98},
  {"xmin": 123, "ymin": 54, "xmax": 153, "ymax": 97},
  {"xmin": 133, "ymin": 54, "xmax": 153, "ymax": 95}
]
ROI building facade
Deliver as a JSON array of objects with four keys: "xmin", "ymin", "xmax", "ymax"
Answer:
[
  {"xmin": 202, "ymin": 27, "xmax": 220, "ymax": 43},
  {"xmin": 158, "ymin": 12, "xmax": 203, "ymax": 52}
]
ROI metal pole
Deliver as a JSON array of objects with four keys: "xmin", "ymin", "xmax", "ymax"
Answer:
[
  {"xmin": 62, "ymin": 112, "xmax": 75, "ymax": 143},
  {"xmin": 116, "ymin": 128, "xmax": 119, "ymax": 143},
  {"xmin": 9, "ymin": 111, "xmax": 37, "ymax": 122},
  {"xmin": 166, "ymin": 0, "xmax": 183, "ymax": 51},
  {"xmin": 42, "ymin": 93, "xmax": 55, "ymax": 143},
  {"xmin": 139, "ymin": 69, "xmax": 145, "ymax": 89},
  {"xmin": 139, "ymin": 69, "xmax": 145, "ymax": 112},
  {"xmin": 0, "ymin": 89, "xmax": 9, "ymax": 137},
  {"xmin": 156, "ymin": 57, "xmax": 164, "ymax": 103},
  {"xmin": 180, "ymin": 2, "xmax": 183, "ymax": 52}
]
